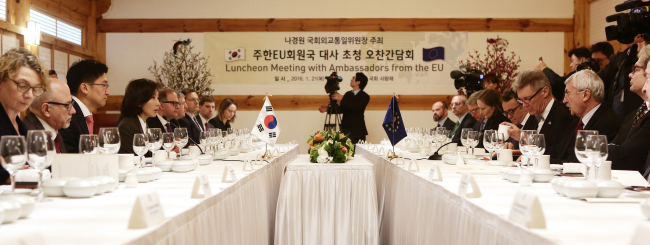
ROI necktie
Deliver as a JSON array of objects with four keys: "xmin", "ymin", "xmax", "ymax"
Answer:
[
  {"xmin": 192, "ymin": 115, "xmax": 203, "ymax": 132},
  {"xmin": 575, "ymin": 120, "xmax": 584, "ymax": 136},
  {"xmin": 165, "ymin": 122, "xmax": 172, "ymax": 133},
  {"xmin": 205, "ymin": 122, "xmax": 209, "ymax": 130},
  {"xmin": 517, "ymin": 124, "xmax": 523, "ymax": 129},
  {"xmin": 633, "ymin": 103, "xmax": 648, "ymax": 126},
  {"xmin": 85, "ymin": 115, "xmax": 94, "ymax": 134},
  {"xmin": 452, "ymin": 121, "xmax": 460, "ymax": 135},
  {"xmin": 480, "ymin": 121, "xmax": 486, "ymax": 130},
  {"xmin": 54, "ymin": 134, "xmax": 61, "ymax": 154}
]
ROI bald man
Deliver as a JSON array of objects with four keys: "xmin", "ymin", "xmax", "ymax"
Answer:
[{"xmin": 23, "ymin": 79, "xmax": 76, "ymax": 153}]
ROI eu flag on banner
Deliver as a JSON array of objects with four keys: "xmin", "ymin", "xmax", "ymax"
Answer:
[
  {"xmin": 382, "ymin": 96, "xmax": 407, "ymax": 146},
  {"xmin": 422, "ymin": 47, "xmax": 445, "ymax": 61}
]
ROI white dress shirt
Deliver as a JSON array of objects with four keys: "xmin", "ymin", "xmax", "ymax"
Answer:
[
  {"xmin": 72, "ymin": 96, "xmax": 92, "ymax": 117},
  {"xmin": 537, "ymin": 99, "xmax": 555, "ymax": 133},
  {"xmin": 581, "ymin": 104, "xmax": 601, "ymax": 126}
]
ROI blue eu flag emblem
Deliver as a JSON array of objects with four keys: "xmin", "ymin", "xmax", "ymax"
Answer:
[
  {"xmin": 382, "ymin": 96, "xmax": 407, "ymax": 146},
  {"xmin": 423, "ymin": 47, "xmax": 444, "ymax": 61}
]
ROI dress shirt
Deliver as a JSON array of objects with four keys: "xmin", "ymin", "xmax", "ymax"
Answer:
[
  {"xmin": 521, "ymin": 113, "xmax": 530, "ymax": 128},
  {"xmin": 437, "ymin": 117, "xmax": 449, "ymax": 128},
  {"xmin": 187, "ymin": 112, "xmax": 203, "ymax": 132},
  {"xmin": 72, "ymin": 96, "xmax": 92, "ymax": 117},
  {"xmin": 138, "ymin": 116, "xmax": 147, "ymax": 134},
  {"xmin": 537, "ymin": 99, "xmax": 555, "ymax": 132},
  {"xmin": 581, "ymin": 104, "xmax": 602, "ymax": 126},
  {"xmin": 35, "ymin": 115, "xmax": 57, "ymax": 136},
  {"xmin": 481, "ymin": 119, "xmax": 487, "ymax": 130},
  {"xmin": 458, "ymin": 112, "xmax": 468, "ymax": 124},
  {"xmin": 353, "ymin": 89, "xmax": 360, "ymax": 95}
]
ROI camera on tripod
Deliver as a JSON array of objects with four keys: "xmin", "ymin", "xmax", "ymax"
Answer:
[
  {"xmin": 451, "ymin": 66, "xmax": 484, "ymax": 96},
  {"xmin": 323, "ymin": 72, "xmax": 343, "ymax": 131},
  {"xmin": 605, "ymin": 0, "xmax": 650, "ymax": 44}
]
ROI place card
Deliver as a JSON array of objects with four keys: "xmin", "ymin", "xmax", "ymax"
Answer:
[
  {"xmin": 242, "ymin": 157, "xmax": 255, "ymax": 171},
  {"xmin": 386, "ymin": 149, "xmax": 394, "ymax": 159},
  {"xmin": 611, "ymin": 170, "xmax": 650, "ymax": 187},
  {"xmin": 191, "ymin": 174, "xmax": 212, "ymax": 198},
  {"xmin": 408, "ymin": 158, "xmax": 420, "ymax": 172},
  {"xmin": 254, "ymin": 154, "xmax": 262, "ymax": 165},
  {"xmin": 221, "ymin": 164, "xmax": 237, "ymax": 183},
  {"xmin": 508, "ymin": 191, "xmax": 546, "ymax": 229},
  {"xmin": 457, "ymin": 165, "xmax": 502, "ymax": 174},
  {"xmin": 456, "ymin": 154, "xmax": 465, "ymax": 166},
  {"xmin": 51, "ymin": 154, "xmax": 119, "ymax": 181},
  {"xmin": 631, "ymin": 223, "xmax": 650, "ymax": 245},
  {"xmin": 272, "ymin": 148, "xmax": 280, "ymax": 157},
  {"xmin": 458, "ymin": 173, "xmax": 481, "ymax": 198},
  {"xmin": 396, "ymin": 154, "xmax": 406, "ymax": 165},
  {"xmin": 373, "ymin": 145, "xmax": 379, "ymax": 153},
  {"xmin": 378, "ymin": 147, "xmax": 385, "ymax": 156},
  {"xmin": 427, "ymin": 162, "xmax": 443, "ymax": 182},
  {"xmin": 128, "ymin": 192, "xmax": 165, "ymax": 229}
]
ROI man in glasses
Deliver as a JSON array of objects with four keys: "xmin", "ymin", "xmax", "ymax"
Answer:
[
  {"xmin": 501, "ymin": 69, "xmax": 575, "ymax": 159},
  {"xmin": 466, "ymin": 91, "xmax": 486, "ymax": 131},
  {"xmin": 59, "ymin": 59, "xmax": 109, "ymax": 153},
  {"xmin": 146, "ymin": 88, "xmax": 179, "ymax": 133},
  {"xmin": 179, "ymin": 89, "xmax": 203, "ymax": 147},
  {"xmin": 501, "ymin": 88, "xmax": 535, "ymax": 130},
  {"xmin": 23, "ymin": 79, "xmax": 75, "ymax": 153},
  {"xmin": 449, "ymin": 95, "xmax": 476, "ymax": 144}
]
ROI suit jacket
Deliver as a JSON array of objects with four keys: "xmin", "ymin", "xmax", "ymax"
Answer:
[
  {"xmin": 608, "ymin": 105, "xmax": 650, "ymax": 173},
  {"xmin": 58, "ymin": 101, "xmax": 89, "ymax": 154},
  {"xmin": 0, "ymin": 101, "xmax": 28, "ymax": 184},
  {"xmin": 554, "ymin": 105, "xmax": 621, "ymax": 163},
  {"xmin": 339, "ymin": 90, "xmax": 370, "ymax": 138},
  {"xmin": 521, "ymin": 115, "xmax": 539, "ymax": 131},
  {"xmin": 196, "ymin": 116, "xmax": 213, "ymax": 131},
  {"xmin": 451, "ymin": 113, "xmax": 477, "ymax": 144},
  {"xmin": 146, "ymin": 115, "xmax": 178, "ymax": 133},
  {"xmin": 22, "ymin": 113, "xmax": 66, "ymax": 153},
  {"xmin": 476, "ymin": 111, "xmax": 511, "ymax": 148},
  {"xmin": 538, "ymin": 100, "xmax": 576, "ymax": 162},
  {"xmin": 642, "ymin": 152, "xmax": 650, "ymax": 180},
  {"xmin": 437, "ymin": 117, "xmax": 456, "ymax": 131},
  {"xmin": 179, "ymin": 113, "xmax": 202, "ymax": 147},
  {"xmin": 208, "ymin": 117, "xmax": 231, "ymax": 131},
  {"xmin": 117, "ymin": 116, "xmax": 144, "ymax": 155}
]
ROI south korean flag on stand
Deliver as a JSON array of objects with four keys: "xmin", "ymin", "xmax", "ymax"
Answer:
[{"xmin": 251, "ymin": 98, "xmax": 280, "ymax": 146}]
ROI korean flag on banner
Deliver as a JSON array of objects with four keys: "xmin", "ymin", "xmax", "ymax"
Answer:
[
  {"xmin": 251, "ymin": 98, "xmax": 280, "ymax": 146},
  {"xmin": 225, "ymin": 48, "xmax": 245, "ymax": 61}
]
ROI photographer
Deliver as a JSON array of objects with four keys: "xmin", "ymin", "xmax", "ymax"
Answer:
[
  {"xmin": 600, "ymin": 34, "xmax": 646, "ymax": 118},
  {"xmin": 537, "ymin": 47, "xmax": 591, "ymax": 102},
  {"xmin": 319, "ymin": 72, "xmax": 370, "ymax": 144},
  {"xmin": 590, "ymin": 42, "xmax": 615, "ymax": 70}
]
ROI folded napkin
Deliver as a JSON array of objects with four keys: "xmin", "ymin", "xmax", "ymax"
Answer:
[
  {"xmin": 563, "ymin": 163, "xmax": 585, "ymax": 174},
  {"xmin": 15, "ymin": 169, "xmax": 51, "ymax": 182}
]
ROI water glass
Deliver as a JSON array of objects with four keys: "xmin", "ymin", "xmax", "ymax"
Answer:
[
  {"xmin": 0, "ymin": 136, "xmax": 27, "ymax": 195},
  {"xmin": 575, "ymin": 130, "xmax": 598, "ymax": 178},
  {"xmin": 133, "ymin": 133, "xmax": 148, "ymax": 167},
  {"xmin": 162, "ymin": 133, "xmax": 175, "ymax": 160},
  {"xmin": 586, "ymin": 135, "xmax": 608, "ymax": 179},
  {"xmin": 79, "ymin": 134, "xmax": 99, "ymax": 154},
  {"xmin": 26, "ymin": 130, "xmax": 55, "ymax": 200},
  {"xmin": 99, "ymin": 127, "xmax": 121, "ymax": 154}
]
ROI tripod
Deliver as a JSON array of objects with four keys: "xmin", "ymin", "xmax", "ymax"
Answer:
[{"xmin": 323, "ymin": 96, "xmax": 341, "ymax": 132}]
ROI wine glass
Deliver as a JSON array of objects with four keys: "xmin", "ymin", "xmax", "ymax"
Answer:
[
  {"xmin": 146, "ymin": 128, "xmax": 162, "ymax": 165},
  {"xmin": 530, "ymin": 134, "xmax": 546, "ymax": 167},
  {"xmin": 174, "ymin": 128, "xmax": 189, "ymax": 159},
  {"xmin": 575, "ymin": 130, "xmax": 598, "ymax": 179},
  {"xmin": 99, "ymin": 127, "xmax": 121, "ymax": 154},
  {"xmin": 519, "ymin": 130, "xmax": 536, "ymax": 167},
  {"xmin": 26, "ymin": 130, "xmax": 55, "ymax": 201},
  {"xmin": 79, "ymin": 134, "xmax": 98, "ymax": 154},
  {"xmin": 0, "ymin": 136, "xmax": 27, "ymax": 195},
  {"xmin": 493, "ymin": 133, "xmax": 506, "ymax": 162},
  {"xmin": 467, "ymin": 131, "xmax": 480, "ymax": 155},
  {"xmin": 162, "ymin": 133, "xmax": 175, "ymax": 160},
  {"xmin": 586, "ymin": 135, "xmax": 608, "ymax": 180},
  {"xmin": 200, "ymin": 131, "xmax": 210, "ymax": 154},
  {"xmin": 133, "ymin": 133, "xmax": 148, "ymax": 168},
  {"xmin": 460, "ymin": 128, "xmax": 472, "ymax": 154},
  {"xmin": 483, "ymin": 130, "xmax": 496, "ymax": 160}
]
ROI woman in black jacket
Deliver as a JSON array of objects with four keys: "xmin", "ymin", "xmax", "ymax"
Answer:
[{"xmin": 476, "ymin": 89, "xmax": 511, "ymax": 148}]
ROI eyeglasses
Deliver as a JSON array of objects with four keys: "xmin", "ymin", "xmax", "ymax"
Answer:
[
  {"xmin": 186, "ymin": 98, "xmax": 199, "ymax": 103},
  {"xmin": 450, "ymin": 102, "xmax": 464, "ymax": 107},
  {"xmin": 504, "ymin": 104, "xmax": 521, "ymax": 116},
  {"xmin": 9, "ymin": 78, "xmax": 45, "ymax": 96},
  {"xmin": 517, "ymin": 87, "xmax": 545, "ymax": 104},
  {"xmin": 469, "ymin": 108, "xmax": 480, "ymax": 113},
  {"xmin": 47, "ymin": 100, "xmax": 76, "ymax": 111},
  {"xmin": 162, "ymin": 101, "xmax": 181, "ymax": 106},
  {"xmin": 87, "ymin": 83, "xmax": 110, "ymax": 90},
  {"xmin": 564, "ymin": 90, "xmax": 586, "ymax": 97}
]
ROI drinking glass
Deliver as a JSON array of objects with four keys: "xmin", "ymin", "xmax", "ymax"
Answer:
[
  {"xmin": 26, "ymin": 130, "xmax": 55, "ymax": 200},
  {"xmin": 519, "ymin": 130, "xmax": 536, "ymax": 167},
  {"xmin": 493, "ymin": 133, "xmax": 506, "ymax": 161},
  {"xmin": 530, "ymin": 134, "xmax": 546, "ymax": 167},
  {"xmin": 200, "ymin": 131, "xmax": 210, "ymax": 154},
  {"xmin": 174, "ymin": 128, "xmax": 189, "ymax": 158},
  {"xmin": 79, "ymin": 134, "xmax": 98, "ymax": 154},
  {"xmin": 575, "ymin": 130, "xmax": 598, "ymax": 179},
  {"xmin": 162, "ymin": 133, "xmax": 175, "ymax": 160},
  {"xmin": 460, "ymin": 128, "xmax": 472, "ymax": 154},
  {"xmin": 146, "ymin": 128, "xmax": 162, "ymax": 165},
  {"xmin": 467, "ymin": 131, "xmax": 480, "ymax": 155},
  {"xmin": 483, "ymin": 130, "xmax": 496, "ymax": 159},
  {"xmin": 99, "ymin": 127, "xmax": 121, "ymax": 154},
  {"xmin": 133, "ymin": 133, "xmax": 148, "ymax": 167},
  {"xmin": 586, "ymin": 135, "xmax": 608, "ymax": 179},
  {"xmin": 0, "ymin": 136, "xmax": 27, "ymax": 195}
]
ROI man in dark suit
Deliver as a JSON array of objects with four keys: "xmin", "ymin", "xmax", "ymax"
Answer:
[
  {"xmin": 146, "ymin": 88, "xmax": 179, "ymax": 133},
  {"xmin": 466, "ymin": 91, "xmax": 486, "ymax": 131},
  {"xmin": 320, "ymin": 72, "xmax": 370, "ymax": 144},
  {"xmin": 450, "ymin": 95, "xmax": 476, "ymax": 144},
  {"xmin": 197, "ymin": 96, "xmax": 215, "ymax": 131},
  {"xmin": 502, "ymin": 69, "xmax": 576, "ymax": 158},
  {"xmin": 179, "ymin": 89, "xmax": 203, "ymax": 147},
  {"xmin": 23, "ymin": 79, "xmax": 75, "ymax": 153},
  {"xmin": 501, "ymin": 88, "xmax": 538, "ymax": 149},
  {"xmin": 432, "ymin": 101, "xmax": 455, "ymax": 131},
  {"xmin": 59, "ymin": 60, "xmax": 109, "ymax": 153},
  {"xmin": 554, "ymin": 70, "xmax": 621, "ymax": 163}
]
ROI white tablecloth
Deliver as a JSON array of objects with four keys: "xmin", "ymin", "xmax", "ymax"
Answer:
[
  {"xmin": 358, "ymin": 145, "xmax": 650, "ymax": 245},
  {"xmin": 1, "ymin": 145, "xmax": 299, "ymax": 245},
  {"xmin": 275, "ymin": 154, "xmax": 379, "ymax": 245}
]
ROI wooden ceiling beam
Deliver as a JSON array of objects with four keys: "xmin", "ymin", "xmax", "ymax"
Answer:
[{"xmin": 97, "ymin": 18, "xmax": 574, "ymax": 33}]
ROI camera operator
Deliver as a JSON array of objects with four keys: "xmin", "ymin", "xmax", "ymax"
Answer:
[
  {"xmin": 591, "ymin": 42, "xmax": 616, "ymax": 70},
  {"xmin": 537, "ymin": 47, "xmax": 591, "ymax": 102},
  {"xmin": 319, "ymin": 72, "xmax": 370, "ymax": 144}
]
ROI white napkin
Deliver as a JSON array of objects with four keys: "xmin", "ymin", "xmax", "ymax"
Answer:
[
  {"xmin": 16, "ymin": 169, "xmax": 51, "ymax": 182},
  {"xmin": 563, "ymin": 163, "xmax": 584, "ymax": 174}
]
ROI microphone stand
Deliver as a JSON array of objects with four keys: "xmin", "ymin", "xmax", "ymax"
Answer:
[
  {"xmin": 165, "ymin": 116, "xmax": 205, "ymax": 154},
  {"xmin": 428, "ymin": 142, "xmax": 453, "ymax": 160}
]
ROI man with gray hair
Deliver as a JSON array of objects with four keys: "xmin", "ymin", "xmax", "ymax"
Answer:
[
  {"xmin": 23, "ymin": 79, "xmax": 76, "ymax": 153},
  {"xmin": 554, "ymin": 70, "xmax": 621, "ymax": 163},
  {"xmin": 450, "ymin": 95, "xmax": 477, "ymax": 143}
]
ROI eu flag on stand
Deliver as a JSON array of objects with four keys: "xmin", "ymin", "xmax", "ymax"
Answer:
[{"xmin": 382, "ymin": 96, "xmax": 407, "ymax": 146}]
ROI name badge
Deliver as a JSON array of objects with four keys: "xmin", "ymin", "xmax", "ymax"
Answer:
[
  {"xmin": 191, "ymin": 174, "xmax": 212, "ymax": 198},
  {"xmin": 128, "ymin": 192, "xmax": 165, "ymax": 229},
  {"xmin": 508, "ymin": 191, "xmax": 546, "ymax": 229},
  {"xmin": 458, "ymin": 173, "xmax": 481, "ymax": 198}
]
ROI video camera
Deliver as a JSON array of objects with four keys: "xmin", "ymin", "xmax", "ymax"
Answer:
[
  {"xmin": 605, "ymin": 0, "xmax": 650, "ymax": 44},
  {"xmin": 325, "ymin": 72, "xmax": 343, "ymax": 94},
  {"xmin": 451, "ymin": 66, "xmax": 484, "ymax": 95},
  {"xmin": 576, "ymin": 58, "xmax": 601, "ymax": 72}
]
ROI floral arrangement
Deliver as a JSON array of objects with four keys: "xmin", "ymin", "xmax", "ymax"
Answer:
[
  {"xmin": 307, "ymin": 130, "xmax": 355, "ymax": 163},
  {"xmin": 458, "ymin": 36, "xmax": 521, "ymax": 94},
  {"xmin": 149, "ymin": 39, "xmax": 214, "ymax": 97}
]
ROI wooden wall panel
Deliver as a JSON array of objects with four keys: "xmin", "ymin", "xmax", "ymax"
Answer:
[
  {"xmin": 97, "ymin": 18, "xmax": 574, "ymax": 33},
  {"xmin": 96, "ymin": 94, "xmax": 455, "ymax": 113}
]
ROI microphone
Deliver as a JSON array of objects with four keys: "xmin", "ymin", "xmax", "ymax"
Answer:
[
  {"xmin": 450, "ymin": 70, "xmax": 463, "ymax": 79},
  {"xmin": 163, "ymin": 115, "xmax": 204, "ymax": 154}
]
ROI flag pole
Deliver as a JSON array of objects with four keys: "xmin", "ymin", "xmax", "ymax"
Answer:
[
  {"xmin": 261, "ymin": 92, "xmax": 273, "ymax": 159},
  {"xmin": 389, "ymin": 93, "xmax": 398, "ymax": 159}
]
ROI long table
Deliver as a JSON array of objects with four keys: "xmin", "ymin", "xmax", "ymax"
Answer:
[
  {"xmin": 2, "ymin": 145, "xmax": 299, "ymax": 245},
  {"xmin": 357, "ymin": 145, "xmax": 649, "ymax": 245}
]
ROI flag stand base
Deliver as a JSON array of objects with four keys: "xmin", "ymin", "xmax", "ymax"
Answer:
[
  {"xmin": 386, "ymin": 152, "xmax": 398, "ymax": 159},
  {"xmin": 262, "ymin": 150, "xmax": 273, "ymax": 160}
]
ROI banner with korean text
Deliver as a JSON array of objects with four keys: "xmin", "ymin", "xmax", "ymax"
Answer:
[{"xmin": 205, "ymin": 32, "xmax": 468, "ymax": 85}]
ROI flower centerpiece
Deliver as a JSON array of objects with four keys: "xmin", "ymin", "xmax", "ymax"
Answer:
[
  {"xmin": 307, "ymin": 130, "xmax": 355, "ymax": 163},
  {"xmin": 458, "ymin": 36, "xmax": 521, "ymax": 94}
]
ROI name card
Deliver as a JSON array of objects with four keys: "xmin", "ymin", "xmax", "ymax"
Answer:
[
  {"xmin": 386, "ymin": 149, "xmax": 394, "ymax": 159},
  {"xmin": 272, "ymin": 148, "xmax": 280, "ymax": 157},
  {"xmin": 242, "ymin": 157, "xmax": 255, "ymax": 171},
  {"xmin": 51, "ymin": 154, "xmax": 119, "ymax": 181},
  {"xmin": 611, "ymin": 170, "xmax": 650, "ymax": 187},
  {"xmin": 427, "ymin": 162, "xmax": 443, "ymax": 181},
  {"xmin": 458, "ymin": 173, "xmax": 481, "ymax": 198},
  {"xmin": 191, "ymin": 174, "xmax": 212, "ymax": 198},
  {"xmin": 254, "ymin": 154, "xmax": 263, "ymax": 165},
  {"xmin": 396, "ymin": 154, "xmax": 406, "ymax": 165},
  {"xmin": 631, "ymin": 223, "xmax": 650, "ymax": 245},
  {"xmin": 457, "ymin": 165, "xmax": 502, "ymax": 174},
  {"xmin": 378, "ymin": 147, "xmax": 385, "ymax": 156},
  {"xmin": 408, "ymin": 158, "xmax": 420, "ymax": 172},
  {"xmin": 222, "ymin": 164, "xmax": 238, "ymax": 183},
  {"xmin": 508, "ymin": 191, "xmax": 546, "ymax": 229},
  {"xmin": 456, "ymin": 154, "xmax": 465, "ymax": 166},
  {"xmin": 128, "ymin": 192, "xmax": 165, "ymax": 229}
]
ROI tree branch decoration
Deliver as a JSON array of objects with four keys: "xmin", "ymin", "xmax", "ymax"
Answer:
[
  {"xmin": 459, "ymin": 37, "xmax": 521, "ymax": 93},
  {"xmin": 149, "ymin": 39, "xmax": 214, "ymax": 97}
]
